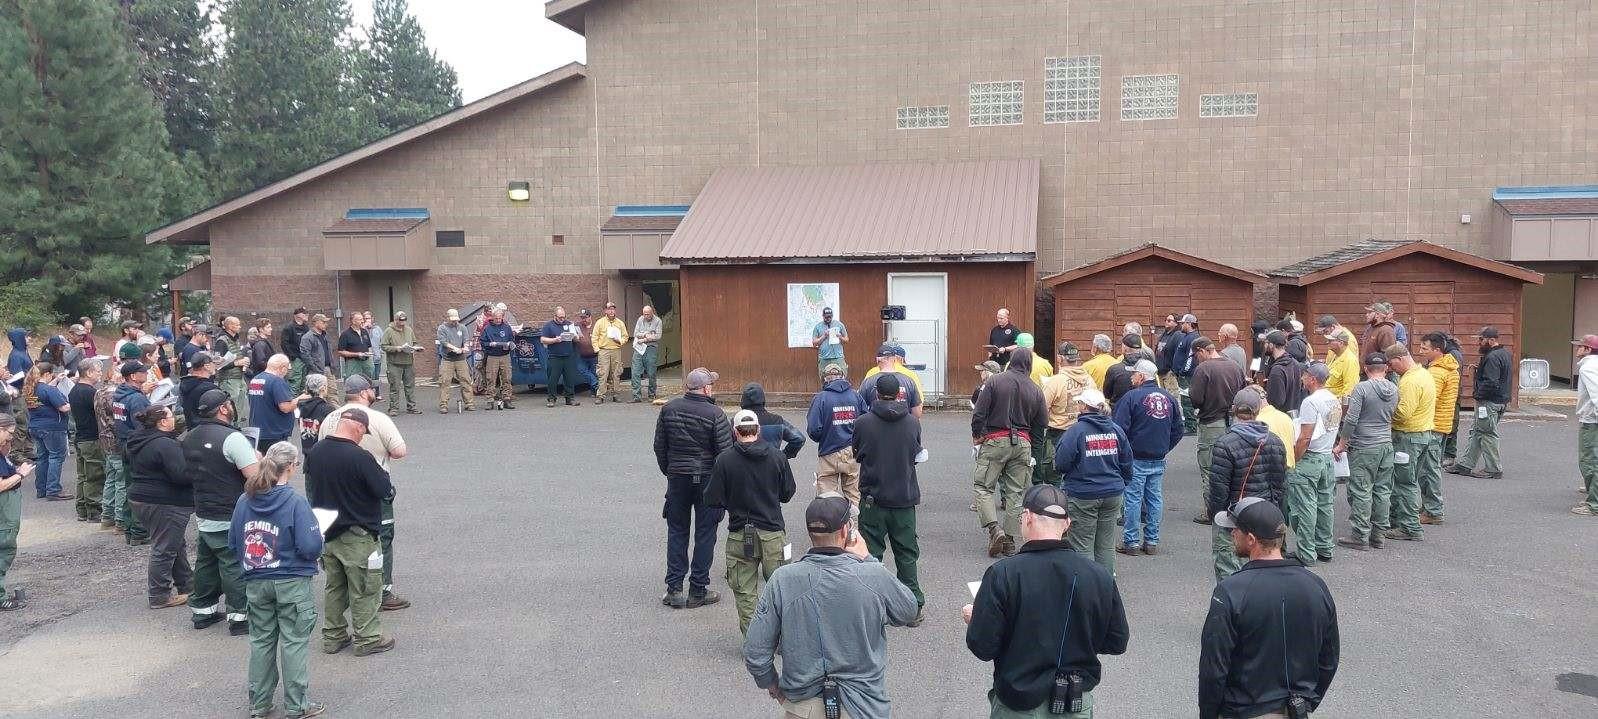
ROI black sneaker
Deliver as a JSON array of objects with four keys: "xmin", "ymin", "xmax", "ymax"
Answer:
[
  {"xmin": 1316, "ymin": 554, "xmax": 1334, "ymax": 564},
  {"xmin": 686, "ymin": 590, "xmax": 721, "ymax": 608},
  {"xmin": 193, "ymin": 614, "xmax": 225, "ymax": 630},
  {"xmin": 564, "ymin": 397, "xmax": 576, "ymax": 406},
  {"xmin": 230, "ymin": 620, "xmax": 249, "ymax": 636},
  {"xmin": 661, "ymin": 590, "xmax": 687, "ymax": 608},
  {"xmin": 1368, "ymin": 531, "xmax": 1385, "ymax": 549}
]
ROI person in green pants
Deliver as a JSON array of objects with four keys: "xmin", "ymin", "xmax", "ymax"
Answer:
[
  {"xmin": 1334, "ymin": 354, "xmax": 1398, "ymax": 550},
  {"xmin": 0, "ymin": 413, "xmax": 32, "ymax": 610},
  {"xmin": 305, "ymin": 408, "xmax": 396, "ymax": 657},
  {"xmin": 852, "ymin": 374, "xmax": 927, "ymax": 626},
  {"xmin": 184, "ymin": 390, "xmax": 255, "ymax": 634},
  {"xmin": 68, "ymin": 361, "xmax": 106, "ymax": 521},
  {"xmin": 379, "ymin": 312, "xmax": 421, "ymax": 415},
  {"xmin": 1286, "ymin": 362, "xmax": 1340, "ymax": 565},
  {"xmin": 214, "ymin": 316, "xmax": 252, "ymax": 426},
  {"xmin": 1384, "ymin": 345, "xmax": 1437, "ymax": 542},
  {"xmin": 1571, "ymin": 335, "xmax": 1598, "ymax": 516},
  {"xmin": 703, "ymin": 410, "xmax": 795, "ymax": 634},
  {"xmin": 232, "ymin": 441, "xmax": 325, "ymax": 719},
  {"xmin": 971, "ymin": 348, "xmax": 1048, "ymax": 558}
]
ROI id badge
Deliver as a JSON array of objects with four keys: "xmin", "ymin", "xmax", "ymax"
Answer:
[{"xmin": 1477, "ymin": 406, "xmax": 1488, "ymax": 419}]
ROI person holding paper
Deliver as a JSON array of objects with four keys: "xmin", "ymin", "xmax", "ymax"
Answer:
[
  {"xmin": 704, "ymin": 410, "xmax": 796, "ymax": 635},
  {"xmin": 230, "ymin": 441, "xmax": 325, "ymax": 719},
  {"xmin": 1287, "ymin": 362, "xmax": 1341, "ymax": 566},
  {"xmin": 215, "ymin": 316, "xmax": 252, "ymax": 425},
  {"xmin": 304, "ymin": 408, "xmax": 396, "ymax": 657},
  {"xmin": 249, "ymin": 355, "xmax": 303, "ymax": 451},
  {"xmin": 1322, "ymin": 330, "xmax": 1360, "ymax": 400},
  {"xmin": 574, "ymin": 309, "xmax": 602, "ymax": 401},
  {"xmin": 317, "ymin": 375, "xmax": 410, "ymax": 612},
  {"xmin": 1334, "ymin": 353, "xmax": 1398, "ymax": 551},
  {"xmin": 811, "ymin": 307, "xmax": 849, "ymax": 382},
  {"xmin": 185, "ymin": 388, "xmax": 259, "ymax": 635},
  {"xmin": 1417, "ymin": 333, "xmax": 1459, "ymax": 526},
  {"xmin": 852, "ymin": 373, "xmax": 926, "ymax": 626},
  {"xmin": 68, "ymin": 359, "xmax": 106, "ymax": 522},
  {"xmin": 630, "ymin": 305, "xmax": 663, "ymax": 402},
  {"xmin": 539, "ymin": 306, "xmax": 581, "ymax": 408},
  {"xmin": 434, "ymin": 309, "xmax": 475, "ymax": 414},
  {"xmin": 1572, "ymin": 334, "xmax": 1598, "ymax": 517},
  {"xmin": 479, "ymin": 308, "xmax": 515, "ymax": 410},
  {"xmin": 379, "ymin": 311, "xmax": 421, "ymax": 416},
  {"xmin": 1383, "ymin": 344, "xmax": 1436, "ymax": 542},
  {"xmin": 591, "ymin": 302, "xmax": 630, "ymax": 403}
]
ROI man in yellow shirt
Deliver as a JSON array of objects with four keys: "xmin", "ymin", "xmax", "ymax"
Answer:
[
  {"xmin": 1322, "ymin": 331, "xmax": 1360, "ymax": 400},
  {"xmin": 1015, "ymin": 333, "xmax": 1051, "ymax": 386},
  {"xmin": 1385, "ymin": 344, "xmax": 1437, "ymax": 541},
  {"xmin": 1082, "ymin": 334, "xmax": 1117, "ymax": 389},
  {"xmin": 1252, "ymin": 385, "xmax": 1298, "ymax": 471},
  {"xmin": 1417, "ymin": 332, "xmax": 1459, "ymax": 525},
  {"xmin": 590, "ymin": 302, "xmax": 630, "ymax": 403}
]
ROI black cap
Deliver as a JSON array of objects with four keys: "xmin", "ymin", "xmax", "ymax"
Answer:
[
  {"xmin": 1121, "ymin": 333, "xmax": 1142, "ymax": 349},
  {"xmin": 1214, "ymin": 497, "xmax": 1286, "ymax": 540},
  {"xmin": 874, "ymin": 373, "xmax": 900, "ymax": 399},
  {"xmin": 805, "ymin": 494, "xmax": 851, "ymax": 533},
  {"xmin": 1475, "ymin": 326, "xmax": 1499, "ymax": 339},
  {"xmin": 876, "ymin": 343, "xmax": 896, "ymax": 357},
  {"xmin": 1265, "ymin": 330, "xmax": 1288, "ymax": 347},
  {"xmin": 194, "ymin": 388, "xmax": 232, "ymax": 417},
  {"xmin": 189, "ymin": 351, "xmax": 216, "ymax": 369},
  {"xmin": 1022, "ymin": 484, "xmax": 1070, "ymax": 520},
  {"xmin": 293, "ymin": 307, "xmax": 310, "ymax": 316},
  {"xmin": 1363, "ymin": 352, "xmax": 1388, "ymax": 367},
  {"xmin": 119, "ymin": 361, "xmax": 148, "ymax": 377}
]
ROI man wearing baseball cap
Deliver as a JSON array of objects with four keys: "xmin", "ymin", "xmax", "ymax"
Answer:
[
  {"xmin": 965, "ymin": 484, "xmax": 1129, "ymax": 718},
  {"xmin": 971, "ymin": 359, "xmax": 1001, "ymax": 408},
  {"xmin": 1111, "ymin": 358, "xmax": 1183, "ymax": 556},
  {"xmin": 654, "ymin": 367, "xmax": 734, "ymax": 609},
  {"xmin": 810, "ymin": 306, "xmax": 849, "ymax": 382},
  {"xmin": 1199, "ymin": 496, "xmax": 1340, "ymax": 719},
  {"xmin": 1360, "ymin": 301, "xmax": 1399, "ymax": 364},
  {"xmin": 1206, "ymin": 389, "xmax": 1289, "ymax": 581},
  {"xmin": 1449, "ymin": 326, "xmax": 1513, "ymax": 479},
  {"xmin": 807, "ymin": 363, "xmax": 867, "ymax": 507},
  {"xmin": 861, "ymin": 343, "xmax": 923, "ymax": 417},
  {"xmin": 1052, "ymin": 388, "xmax": 1132, "ymax": 572},
  {"xmin": 704, "ymin": 409, "xmax": 796, "ymax": 634},
  {"xmin": 109, "ymin": 361, "xmax": 155, "ymax": 544},
  {"xmin": 1190, "ymin": 336, "xmax": 1246, "ymax": 524},
  {"xmin": 1334, "ymin": 354, "xmax": 1398, "ymax": 550},
  {"xmin": 305, "ymin": 406, "xmax": 397, "ymax": 657},
  {"xmin": 1385, "ymin": 344, "xmax": 1436, "ymax": 542},
  {"xmin": 280, "ymin": 308, "xmax": 311, "ymax": 391},
  {"xmin": 1571, "ymin": 334, "xmax": 1598, "ymax": 516},
  {"xmin": 1287, "ymin": 362, "xmax": 1340, "ymax": 566},
  {"xmin": 743, "ymin": 494, "xmax": 917, "ymax": 719},
  {"xmin": 1041, "ymin": 343, "xmax": 1094, "ymax": 484},
  {"xmin": 435, "ymin": 308, "xmax": 474, "ymax": 413},
  {"xmin": 379, "ymin": 311, "xmax": 421, "ymax": 415},
  {"xmin": 317, "ymin": 374, "xmax": 410, "ymax": 611},
  {"xmin": 1322, "ymin": 329, "xmax": 1360, "ymax": 399}
]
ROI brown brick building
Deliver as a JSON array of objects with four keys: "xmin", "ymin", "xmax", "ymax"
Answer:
[{"xmin": 148, "ymin": 1, "xmax": 1598, "ymax": 387}]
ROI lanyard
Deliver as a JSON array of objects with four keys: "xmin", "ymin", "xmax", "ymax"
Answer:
[{"xmin": 1052, "ymin": 576, "xmax": 1079, "ymax": 672}]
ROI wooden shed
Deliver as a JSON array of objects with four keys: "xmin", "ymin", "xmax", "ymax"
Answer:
[
  {"xmin": 662, "ymin": 159, "xmax": 1040, "ymax": 398},
  {"xmin": 1043, "ymin": 243, "xmax": 1267, "ymax": 362},
  {"xmin": 1270, "ymin": 239, "xmax": 1544, "ymax": 403}
]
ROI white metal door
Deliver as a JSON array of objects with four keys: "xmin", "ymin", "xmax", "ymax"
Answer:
[{"xmin": 887, "ymin": 273, "xmax": 948, "ymax": 396}]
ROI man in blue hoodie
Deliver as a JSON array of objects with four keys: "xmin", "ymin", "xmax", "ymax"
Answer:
[
  {"xmin": 5, "ymin": 329, "xmax": 33, "ymax": 463},
  {"xmin": 739, "ymin": 383, "xmax": 804, "ymax": 459},
  {"xmin": 1171, "ymin": 314, "xmax": 1201, "ymax": 435},
  {"xmin": 806, "ymin": 363, "xmax": 867, "ymax": 507},
  {"xmin": 1112, "ymin": 359, "xmax": 1184, "ymax": 556},
  {"xmin": 111, "ymin": 362, "xmax": 153, "ymax": 544},
  {"xmin": 1054, "ymin": 388, "xmax": 1134, "ymax": 573}
]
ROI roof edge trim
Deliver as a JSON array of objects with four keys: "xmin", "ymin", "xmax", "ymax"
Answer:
[
  {"xmin": 1269, "ymin": 240, "xmax": 1544, "ymax": 286},
  {"xmin": 1043, "ymin": 243, "xmax": 1268, "ymax": 287}
]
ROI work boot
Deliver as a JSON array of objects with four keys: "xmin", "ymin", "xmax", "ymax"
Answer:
[
  {"xmin": 439, "ymin": 407, "xmax": 449, "ymax": 414},
  {"xmin": 1336, "ymin": 537, "xmax": 1370, "ymax": 551},
  {"xmin": 1192, "ymin": 512, "xmax": 1212, "ymax": 525},
  {"xmin": 193, "ymin": 614, "xmax": 225, "ymax": 630},
  {"xmin": 322, "ymin": 638, "xmax": 352, "ymax": 655},
  {"xmin": 287, "ymin": 702, "xmax": 326, "ymax": 719},
  {"xmin": 661, "ymin": 590, "xmax": 687, "ymax": 609},
  {"xmin": 1382, "ymin": 528, "xmax": 1422, "ymax": 541},
  {"xmin": 985, "ymin": 524, "xmax": 1007, "ymax": 558},
  {"xmin": 1444, "ymin": 464, "xmax": 1471, "ymax": 476},
  {"xmin": 380, "ymin": 591, "xmax": 411, "ymax": 611},
  {"xmin": 1316, "ymin": 554, "xmax": 1333, "ymax": 564},
  {"xmin": 1115, "ymin": 544, "xmax": 1141, "ymax": 557},
  {"xmin": 1000, "ymin": 536, "xmax": 1018, "ymax": 557},
  {"xmin": 1468, "ymin": 469, "xmax": 1501, "ymax": 479},
  {"xmin": 230, "ymin": 620, "xmax": 250, "ymax": 636},
  {"xmin": 151, "ymin": 593, "xmax": 190, "ymax": 609},
  {"xmin": 461, "ymin": 404, "xmax": 474, "ymax": 411},
  {"xmin": 595, "ymin": 397, "xmax": 605, "ymax": 404},
  {"xmin": 406, "ymin": 408, "xmax": 422, "ymax": 415},
  {"xmin": 100, "ymin": 518, "xmax": 116, "ymax": 528},
  {"xmin": 1419, "ymin": 512, "xmax": 1444, "ymax": 525},
  {"xmin": 564, "ymin": 397, "xmax": 576, "ymax": 406},
  {"xmin": 906, "ymin": 606, "xmax": 926, "ymax": 627},
  {"xmin": 1368, "ymin": 531, "xmax": 1385, "ymax": 549},
  {"xmin": 354, "ymin": 635, "xmax": 397, "ymax": 657},
  {"xmin": 686, "ymin": 590, "xmax": 721, "ymax": 608},
  {"xmin": 1142, "ymin": 544, "xmax": 1158, "ymax": 556}
]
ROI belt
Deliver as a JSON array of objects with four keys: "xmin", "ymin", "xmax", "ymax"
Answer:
[{"xmin": 979, "ymin": 429, "xmax": 1031, "ymax": 443}]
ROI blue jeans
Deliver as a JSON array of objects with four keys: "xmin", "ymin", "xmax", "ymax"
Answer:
[
  {"xmin": 1122, "ymin": 459, "xmax": 1165, "ymax": 546},
  {"xmin": 580, "ymin": 355, "xmax": 599, "ymax": 395},
  {"xmin": 31, "ymin": 428, "xmax": 68, "ymax": 497},
  {"xmin": 663, "ymin": 474, "xmax": 725, "ymax": 595}
]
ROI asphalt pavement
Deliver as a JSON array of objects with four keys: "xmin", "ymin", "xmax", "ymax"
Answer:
[{"xmin": 1, "ymin": 397, "xmax": 1595, "ymax": 718}]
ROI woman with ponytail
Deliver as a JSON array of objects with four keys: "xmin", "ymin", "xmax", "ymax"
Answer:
[
  {"xmin": 23, "ymin": 362, "xmax": 71, "ymax": 500},
  {"xmin": 0, "ymin": 413, "xmax": 35, "ymax": 610},
  {"xmin": 125, "ymin": 405, "xmax": 192, "ymax": 608}
]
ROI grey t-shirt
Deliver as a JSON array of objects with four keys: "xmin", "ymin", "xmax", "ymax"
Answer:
[
  {"xmin": 1221, "ymin": 345, "xmax": 1247, "ymax": 373},
  {"xmin": 1297, "ymin": 388, "xmax": 1341, "ymax": 454}
]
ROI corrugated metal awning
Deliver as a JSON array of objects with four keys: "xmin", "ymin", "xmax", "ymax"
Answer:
[{"xmin": 661, "ymin": 159, "xmax": 1039, "ymax": 263}]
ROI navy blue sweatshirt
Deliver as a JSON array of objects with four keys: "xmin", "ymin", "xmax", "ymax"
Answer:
[
  {"xmin": 806, "ymin": 378, "xmax": 867, "ymax": 456},
  {"xmin": 230, "ymin": 484, "xmax": 324, "ymax": 581},
  {"xmin": 1111, "ymin": 381, "xmax": 1185, "ymax": 460},
  {"xmin": 479, "ymin": 321, "xmax": 514, "ymax": 356},
  {"xmin": 1053, "ymin": 411, "xmax": 1133, "ymax": 499}
]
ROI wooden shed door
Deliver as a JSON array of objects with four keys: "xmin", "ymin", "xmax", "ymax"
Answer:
[{"xmin": 1372, "ymin": 281, "xmax": 1455, "ymax": 345}]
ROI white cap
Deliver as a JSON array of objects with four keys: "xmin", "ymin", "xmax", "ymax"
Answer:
[
  {"xmin": 1077, "ymin": 388, "xmax": 1108, "ymax": 408},
  {"xmin": 733, "ymin": 409, "xmax": 760, "ymax": 427},
  {"xmin": 1131, "ymin": 359, "xmax": 1158, "ymax": 376}
]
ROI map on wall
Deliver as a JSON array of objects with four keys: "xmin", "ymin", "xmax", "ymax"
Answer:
[{"xmin": 786, "ymin": 283, "xmax": 841, "ymax": 348}]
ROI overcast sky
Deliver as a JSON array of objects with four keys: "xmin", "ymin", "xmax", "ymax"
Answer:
[{"xmin": 350, "ymin": 0, "xmax": 587, "ymax": 102}]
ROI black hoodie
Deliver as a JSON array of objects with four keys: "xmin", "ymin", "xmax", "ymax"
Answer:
[
  {"xmin": 971, "ymin": 349, "xmax": 1048, "ymax": 440},
  {"xmin": 126, "ymin": 426, "xmax": 191, "ymax": 507},
  {"xmin": 740, "ymin": 383, "xmax": 805, "ymax": 459},
  {"xmin": 852, "ymin": 400, "xmax": 922, "ymax": 508},
  {"xmin": 704, "ymin": 438, "xmax": 795, "ymax": 532},
  {"xmin": 179, "ymin": 374, "xmax": 220, "ymax": 422}
]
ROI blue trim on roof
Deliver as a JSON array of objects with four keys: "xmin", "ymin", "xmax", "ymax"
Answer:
[
  {"xmin": 613, "ymin": 204, "xmax": 689, "ymax": 217},
  {"xmin": 1492, "ymin": 186, "xmax": 1598, "ymax": 200},
  {"xmin": 345, "ymin": 208, "xmax": 430, "ymax": 220}
]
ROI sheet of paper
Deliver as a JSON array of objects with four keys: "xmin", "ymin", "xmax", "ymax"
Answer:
[
  {"xmin": 1477, "ymin": 406, "xmax": 1488, "ymax": 419},
  {"xmin": 366, "ymin": 549, "xmax": 384, "ymax": 570},
  {"xmin": 607, "ymin": 326, "xmax": 622, "ymax": 342},
  {"xmin": 633, "ymin": 338, "xmax": 648, "ymax": 354},
  {"xmin": 782, "ymin": 543, "xmax": 792, "ymax": 561},
  {"xmin": 312, "ymin": 508, "xmax": 338, "ymax": 536},
  {"xmin": 149, "ymin": 378, "xmax": 178, "ymax": 408},
  {"xmin": 967, "ymin": 581, "xmax": 982, "ymax": 599},
  {"xmin": 1394, "ymin": 451, "xmax": 1410, "ymax": 465},
  {"xmin": 914, "ymin": 448, "xmax": 929, "ymax": 464},
  {"xmin": 1332, "ymin": 452, "xmax": 1350, "ymax": 477},
  {"xmin": 242, "ymin": 427, "xmax": 262, "ymax": 445}
]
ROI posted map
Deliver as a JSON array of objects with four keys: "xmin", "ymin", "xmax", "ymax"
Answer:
[{"xmin": 786, "ymin": 282, "xmax": 840, "ymax": 348}]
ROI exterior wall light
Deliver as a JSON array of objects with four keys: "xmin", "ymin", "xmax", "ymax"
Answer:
[{"xmin": 507, "ymin": 181, "xmax": 531, "ymax": 202}]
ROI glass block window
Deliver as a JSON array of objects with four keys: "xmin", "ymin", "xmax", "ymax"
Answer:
[
  {"xmin": 1044, "ymin": 56, "xmax": 1101, "ymax": 123},
  {"xmin": 969, "ymin": 81, "xmax": 1023, "ymax": 126},
  {"xmin": 896, "ymin": 105, "xmax": 950, "ymax": 129},
  {"xmin": 1120, "ymin": 74, "xmax": 1180, "ymax": 120},
  {"xmin": 1200, "ymin": 92, "xmax": 1259, "ymax": 118}
]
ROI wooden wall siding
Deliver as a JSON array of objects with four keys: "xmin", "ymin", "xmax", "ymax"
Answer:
[
  {"xmin": 1052, "ymin": 256, "xmax": 1256, "ymax": 363},
  {"xmin": 678, "ymin": 262, "xmax": 1034, "ymax": 396},
  {"xmin": 1277, "ymin": 285, "xmax": 1307, "ymax": 325},
  {"xmin": 1297, "ymin": 252, "xmax": 1527, "ymax": 403}
]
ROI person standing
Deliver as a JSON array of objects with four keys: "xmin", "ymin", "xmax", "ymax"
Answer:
[
  {"xmin": 1041, "ymin": 343, "xmax": 1095, "ymax": 486},
  {"xmin": 111, "ymin": 361, "xmax": 155, "ymax": 544},
  {"xmin": 1171, "ymin": 314, "xmax": 1201, "ymax": 435},
  {"xmin": 317, "ymin": 375, "xmax": 410, "ymax": 611},
  {"xmin": 1263, "ymin": 331, "xmax": 1305, "ymax": 417},
  {"xmin": 1385, "ymin": 344, "xmax": 1437, "ymax": 542},
  {"xmin": 185, "ymin": 388, "xmax": 257, "ymax": 635},
  {"xmin": 248, "ymin": 319, "xmax": 276, "ymax": 377},
  {"xmin": 68, "ymin": 359, "xmax": 106, "ymax": 521},
  {"xmin": 298, "ymin": 315, "xmax": 333, "ymax": 379},
  {"xmin": 591, "ymin": 302, "xmax": 630, "ymax": 404},
  {"xmin": 1572, "ymin": 335, "xmax": 1598, "ymax": 517},
  {"xmin": 1418, "ymin": 332, "xmax": 1460, "ymax": 525},
  {"xmin": 248, "ymin": 355, "xmax": 301, "ymax": 451},
  {"xmin": 297, "ymin": 375, "xmax": 336, "ymax": 456},
  {"xmin": 631, "ymin": 305, "xmax": 663, "ymax": 402},
  {"xmin": 1322, "ymin": 330, "xmax": 1360, "ymax": 400},
  {"xmin": 1081, "ymin": 334, "xmax": 1117, "ymax": 389},
  {"xmin": 232, "ymin": 441, "xmax": 325, "ymax": 719},
  {"xmin": 574, "ymin": 309, "xmax": 600, "ymax": 400},
  {"xmin": 1449, "ymin": 326, "xmax": 1513, "ymax": 480},
  {"xmin": 0, "ymin": 414, "xmax": 33, "ymax": 611},
  {"xmin": 742, "ymin": 495, "xmax": 919, "ymax": 719},
  {"xmin": 987, "ymin": 308, "xmax": 1022, "ymax": 366},
  {"xmin": 179, "ymin": 352, "xmax": 222, "ymax": 425},
  {"xmin": 1254, "ymin": 384, "xmax": 1299, "ymax": 473},
  {"xmin": 1103, "ymin": 335, "xmax": 1148, "ymax": 406},
  {"xmin": 24, "ymin": 363, "xmax": 72, "ymax": 500},
  {"xmin": 1052, "ymin": 389, "xmax": 1132, "ymax": 573},
  {"xmin": 860, "ymin": 345, "xmax": 924, "ymax": 417},
  {"xmin": 852, "ymin": 373, "xmax": 926, "ymax": 626},
  {"xmin": 1189, "ymin": 337, "xmax": 1246, "ymax": 524},
  {"xmin": 810, "ymin": 306, "xmax": 849, "ymax": 381},
  {"xmin": 305, "ymin": 408, "xmax": 396, "ymax": 657},
  {"xmin": 1359, "ymin": 302, "xmax": 1399, "ymax": 367},
  {"xmin": 539, "ymin": 307, "xmax": 581, "ymax": 407},
  {"xmin": 1315, "ymin": 314, "xmax": 1356, "ymax": 348},
  {"xmin": 653, "ymin": 367, "xmax": 733, "ymax": 609},
  {"xmin": 1112, "ymin": 359, "xmax": 1183, "ymax": 556},
  {"xmin": 1287, "ymin": 362, "xmax": 1340, "ymax": 566},
  {"xmin": 807, "ymin": 363, "xmax": 867, "ymax": 508},
  {"xmin": 1200, "ymin": 497, "xmax": 1339, "ymax": 719},
  {"xmin": 972, "ymin": 348, "xmax": 1049, "ymax": 558},
  {"xmin": 1015, "ymin": 333, "xmax": 1052, "ymax": 386},
  {"xmin": 281, "ymin": 309, "xmax": 311, "ymax": 392},
  {"xmin": 215, "ymin": 316, "xmax": 252, "ymax": 425},
  {"xmin": 704, "ymin": 410, "xmax": 796, "ymax": 635},
  {"xmin": 78, "ymin": 316, "xmax": 99, "ymax": 358},
  {"xmin": 379, "ymin": 312, "xmax": 421, "ymax": 415},
  {"xmin": 125, "ymin": 405, "xmax": 192, "ymax": 609},
  {"xmin": 740, "ymin": 383, "xmax": 805, "ymax": 459},
  {"xmin": 336, "ymin": 315, "xmax": 374, "ymax": 387},
  {"xmin": 434, "ymin": 309, "xmax": 475, "ymax": 413},
  {"xmin": 93, "ymin": 363, "xmax": 124, "ymax": 529},
  {"xmin": 364, "ymin": 313, "xmax": 384, "ymax": 397},
  {"xmin": 479, "ymin": 308, "xmax": 515, "ymax": 410},
  {"xmin": 1334, "ymin": 354, "xmax": 1398, "ymax": 550},
  {"xmin": 1217, "ymin": 324, "xmax": 1248, "ymax": 373},
  {"xmin": 1207, "ymin": 389, "xmax": 1289, "ymax": 582},
  {"xmin": 965, "ymin": 485, "xmax": 1129, "ymax": 719}
]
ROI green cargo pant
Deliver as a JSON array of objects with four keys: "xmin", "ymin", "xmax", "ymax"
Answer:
[
  {"xmin": 221, "ymin": 375, "xmax": 249, "ymax": 425},
  {"xmin": 322, "ymin": 528, "xmax": 383, "ymax": 651},
  {"xmin": 1065, "ymin": 494, "xmax": 1124, "ymax": 575},
  {"xmin": 989, "ymin": 687, "xmax": 1094, "ymax": 717},
  {"xmin": 724, "ymin": 527, "xmax": 786, "ymax": 634},
  {"xmin": 0, "ymin": 486, "xmax": 20, "ymax": 596},
  {"xmin": 1286, "ymin": 451, "xmax": 1336, "ymax": 564},
  {"xmin": 247, "ymin": 577, "xmax": 317, "ymax": 716},
  {"xmin": 1390, "ymin": 431, "xmax": 1431, "ymax": 537},
  {"xmin": 1345, "ymin": 444, "xmax": 1394, "ymax": 541},
  {"xmin": 1455, "ymin": 401, "xmax": 1504, "ymax": 475},
  {"xmin": 1213, "ymin": 525, "xmax": 1245, "ymax": 582},
  {"xmin": 288, "ymin": 358, "xmax": 306, "ymax": 393},
  {"xmin": 380, "ymin": 498, "xmax": 395, "ymax": 591},
  {"xmin": 103, "ymin": 454, "xmax": 145, "ymax": 538},
  {"xmin": 73, "ymin": 440, "xmax": 105, "ymax": 520},
  {"xmin": 1416, "ymin": 430, "xmax": 1445, "ymax": 519},
  {"xmin": 386, "ymin": 364, "xmax": 416, "ymax": 414},
  {"xmin": 1581, "ymin": 423, "xmax": 1598, "ymax": 513},
  {"xmin": 1031, "ymin": 433, "xmax": 1055, "ymax": 486},
  {"xmin": 1196, "ymin": 419, "xmax": 1228, "ymax": 511},
  {"xmin": 859, "ymin": 502, "xmax": 922, "ymax": 606},
  {"xmin": 973, "ymin": 438, "xmax": 1032, "ymax": 539},
  {"xmin": 1177, "ymin": 375, "xmax": 1197, "ymax": 434},
  {"xmin": 191, "ymin": 529, "xmax": 246, "ymax": 623},
  {"xmin": 8, "ymin": 403, "xmax": 32, "ymax": 462}
]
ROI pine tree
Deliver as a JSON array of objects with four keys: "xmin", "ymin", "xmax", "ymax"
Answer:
[
  {"xmin": 0, "ymin": 0, "xmax": 180, "ymax": 318},
  {"xmin": 214, "ymin": 0, "xmax": 375, "ymax": 196},
  {"xmin": 121, "ymin": 0, "xmax": 218, "ymax": 165},
  {"xmin": 360, "ymin": 0, "xmax": 461, "ymax": 136}
]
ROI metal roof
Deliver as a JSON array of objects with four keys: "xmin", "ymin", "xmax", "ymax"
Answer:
[
  {"xmin": 1043, "ymin": 243, "xmax": 1266, "ymax": 287},
  {"xmin": 1269, "ymin": 239, "xmax": 1413, "ymax": 278},
  {"xmin": 1495, "ymin": 198, "xmax": 1598, "ymax": 215},
  {"xmin": 1269, "ymin": 239, "xmax": 1543, "ymax": 286},
  {"xmin": 660, "ymin": 159, "xmax": 1040, "ymax": 264}
]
